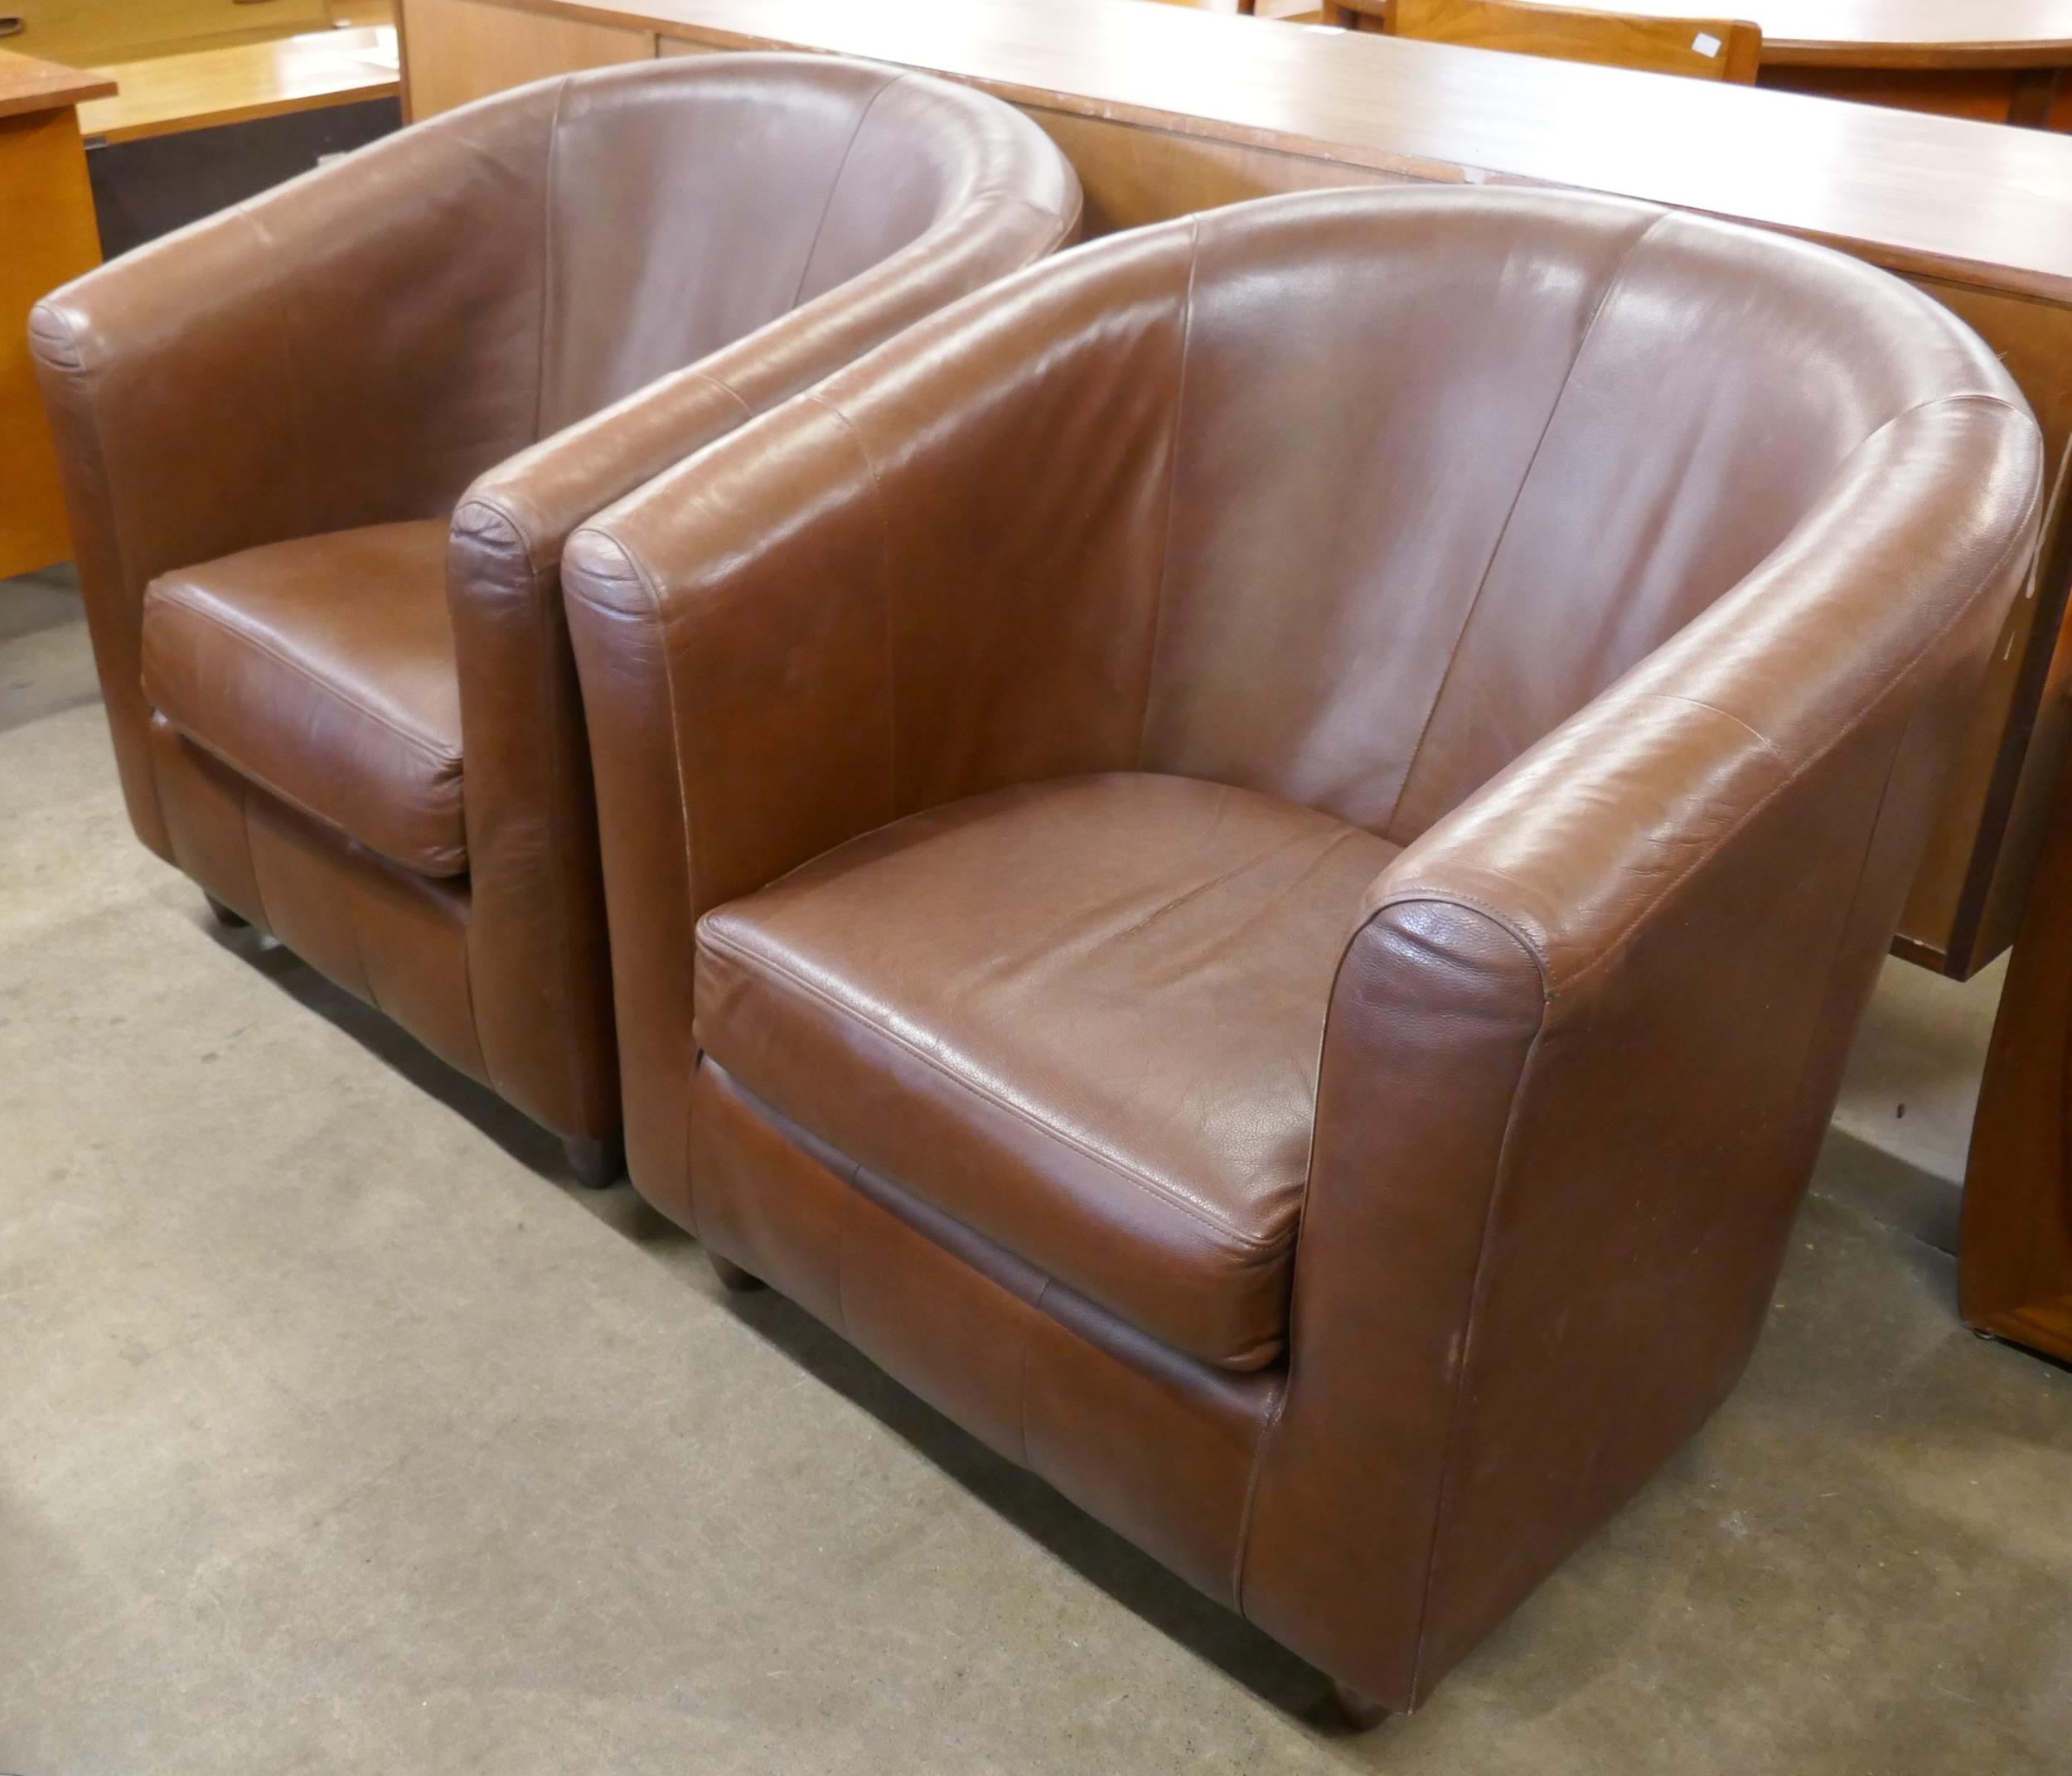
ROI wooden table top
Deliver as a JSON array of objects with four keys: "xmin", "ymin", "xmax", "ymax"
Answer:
[
  {"xmin": 507, "ymin": 0, "xmax": 2072, "ymax": 300},
  {"xmin": 0, "ymin": 48, "xmax": 117, "ymax": 121},
  {"xmin": 1556, "ymin": 0, "xmax": 2072, "ymax": 67},
  {"xmin": 78, "ymin": 25, "xmax": 399, "ymax": 143}
]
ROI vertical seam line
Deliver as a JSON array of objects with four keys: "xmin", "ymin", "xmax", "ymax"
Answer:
[
  {"xmin": 1137, "ymin": 217, "xmax": 1202, "ymax": 772},
  {"xmin": 1384, "ymin": 210, "xmax": 1673, "ymax": 840},
  {"xmin": 534, "ymin": 79, "xmax": 570, "ymax": 441},
  {"xmin": 788, "ymin": 73, "xmax": 907, "ymax": 313},
  {"xmin": 804, "ymin": 394, "xmax": 900, "ymax": 813}
]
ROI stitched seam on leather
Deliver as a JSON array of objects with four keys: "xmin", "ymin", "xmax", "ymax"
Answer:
[
  {"xmin": 803, "ymin": 395, "xmax": 901, "ymax": 811},
  {"xmin": 36, "ymin": 311, "xmax": 175, "ymax": 846},
  {"xmin": 1383, "ymin": 209, "xmax": 1673, "ymax": 842},
  {"xmin": 1634, "ymin": 692, "xmax": 1787, "ymax": 767},
  {"xmin": 1230, "ymin": 1372, "xmax": 1290, "ymax": 1614},
  {"xmin": 1378, "ymin": 469, "xmax": 2038, "ymax": 1005},
  {"xmin": 459, "ymin": 497, "xmax": 598, "ymax": 1131},
  {"xmin": 682, "ymin": 367, "xmax": 757, "ymax": 426},
  {"xmin": 594, "ymin": 537, "xmax": 704, "ymax": 1195},
  {"xmin": 1136, "ymin": 217, "xmax": 1202, "ymax": 772},
  {"xmin": 1407, "ymin": 985, "xmax": 1550, "ymax": 1705},
  {"xmin": 1016, "ymin": 1277, "xmax": 1048, "ymax": 1469},
  {"xmin": 1242, "ymin": 898, "xmax": 1542, "ymax": 1658},
  {"xmin": 232, "ymin": 773, "xmax": 281, "ymax": 940},
  {"xmin": 534, "ymin": 79, "xmax": 569, "ymax": 443},
  {"xmin": 457, "ymin": 909, "xmax": 499, "ymax": 1096},
  {"xmin": 152, "ymin": 589, "xmax": 462, "ymax": 772},
  {"xmin": 237, "ymin": 204, "xmax": 320, "ymax": 536},
  {"xmin": 1379, "ymin": 390, "xmax": 2038, "ymax": 1000},
  {"xmin": 699, "ymin": 926, "xmax": 1286, "ymax": 1252},
  {"xmin": 834, "ymin": 1165, "xmax": 856, "ymax": 1343},
  {"xmin": 788, "ymin": 71, "xmax": 904, "ymax": 314},
  {"xmin": 163, "ymin": 716, "xmax": 464, "ymax": 877}
]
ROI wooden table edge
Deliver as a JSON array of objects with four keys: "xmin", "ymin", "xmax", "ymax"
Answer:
[{"xmin": 473, "ymin": 0, "xmax": 2072, "ymax": 307}]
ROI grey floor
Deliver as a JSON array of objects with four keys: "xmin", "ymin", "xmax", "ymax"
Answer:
[{"xmin": 3, "ymin": 569, "xmax": 2069, "ymax": 1774}]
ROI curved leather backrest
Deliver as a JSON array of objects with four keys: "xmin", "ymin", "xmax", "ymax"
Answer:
[
  {"xmin": 536, "ymin": 55, "xmax": 1077, "ymax": 429},
  {"xmin": 1130, "ymin": 188, "xmax": 2027, "ymax": 843},
  {"xmin": 671, "ymin": 185, "xmax": 2026, "ymax": 859}
]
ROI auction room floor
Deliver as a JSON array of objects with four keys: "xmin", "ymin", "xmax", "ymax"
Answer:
[{"xmin": 3, "ymin": 569, "xmax": 2069, "ymax": 1775}]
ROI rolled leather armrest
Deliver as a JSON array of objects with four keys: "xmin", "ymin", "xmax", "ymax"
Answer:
[
  {"xmin": 1243, "ymin": 390, "xmax": 2042, "ymax": 1707},
  {"xmin": 28, "ymin": 85, "xmax": 562, "ymax": 852}
]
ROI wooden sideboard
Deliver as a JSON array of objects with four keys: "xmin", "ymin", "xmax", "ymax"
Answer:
[
  {"xmin": 0, "ymin": 50, "xmax": 111, "ymax": 578},
  {"xmin": 395, "ymin": 0, "xmax": 2072, "ymax": 982}
]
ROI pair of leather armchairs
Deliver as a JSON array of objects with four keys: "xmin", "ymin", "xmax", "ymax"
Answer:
[{"xmin": 36, "ymin": 59, "xmax": 2043, "ymax": 1721}]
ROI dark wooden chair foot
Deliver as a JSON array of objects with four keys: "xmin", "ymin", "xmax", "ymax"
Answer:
[
  {"xmin": 562, "ymin": 1134, "xmax": 624, "ymax": 1189},
  {"xmin": 202, "ymin": 893, "xmax": 248, "ymax": 928},
  {"xmin": 709, "ymin": 1252, "xmax": 766, "ymax": 1294},
  {"xmin": 1329, "ymin": 1681, "xmax": 1391, "ymax": 1731}
]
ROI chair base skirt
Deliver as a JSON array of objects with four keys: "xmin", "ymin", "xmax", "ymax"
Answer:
[
  {"xmin": 682, "ymin": 1058, "xmax": 1319, "ymax": 1653},
  {"xmin": 148, "ymin": 717, "xmax": 619, "ymax": 1158}
]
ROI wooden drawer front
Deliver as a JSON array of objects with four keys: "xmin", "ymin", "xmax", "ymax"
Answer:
[{"xmin": 7, "ymin": 0, "xmax": 332, "ymax": 65}]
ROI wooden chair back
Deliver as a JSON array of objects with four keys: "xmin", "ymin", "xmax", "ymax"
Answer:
[{"xmin": 1329, "ymin": 0, "xmax": 1762, "ymax": 83}]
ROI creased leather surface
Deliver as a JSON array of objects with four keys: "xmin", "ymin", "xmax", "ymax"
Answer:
[
  {"xmin": 568, "ymin": 183, "xmax": 2040, "ymax": 1706},
  {"xmin": 31, "ymin": 54, "xmax": 1079, "ymax": 1145},
  {"xmin": 141, "ymin": 521, "xmax": 464, "ymax": 878},
  {"xmin": 697, "ymin": 774, "xmax": 1397, "ymax": 1369}
]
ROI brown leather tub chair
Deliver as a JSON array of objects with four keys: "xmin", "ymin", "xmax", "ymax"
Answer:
[
  {"xmin": 28, "ymin": 56, "xmax": 1080, "ymax": 1183},
  {"xmin": 562, "ymin": 187, "xmax": 2041, "ymax": 1713}
]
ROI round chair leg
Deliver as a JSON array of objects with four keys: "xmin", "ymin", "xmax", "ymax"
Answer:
[
  {"xmin": 202, "ymin": 893, "xmax": 248, "ymax": 929},
  {"xmin": 709, "ymin": 1252, "xmax": 766, "ymax": 1294},
  {"xmin": 562, "ymin": 1134, "xmax": 624, "ymax": 1189},
  {"xmin": 1329, "ymin": 1681, "xmax": 1391, "ymax": 1732}
]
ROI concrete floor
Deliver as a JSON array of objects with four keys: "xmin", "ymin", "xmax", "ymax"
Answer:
[{"xmin": 3, "ymin": 572, "xmax": 2070, "ymax": 1774}]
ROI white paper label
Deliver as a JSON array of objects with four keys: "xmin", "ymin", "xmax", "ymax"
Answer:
[{"xmin": 1692, "ymin": 31, "xmax": 1724, "ymax": 56}]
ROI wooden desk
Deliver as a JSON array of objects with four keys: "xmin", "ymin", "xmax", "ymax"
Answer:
[
  {"xmin": 1553, "ymin": 0, "xmax": 2072, "ymax": 122},
  {"xmin": 0, "ymin": 51, "xmax": 113, "ymax": 579},
  {"xmin": 77, "ymin": 25, "xmax": 399, "ymax": 143},
  {"xmin": 397, "ymin": 0, "xmax": 2072, "ymax": 980}
]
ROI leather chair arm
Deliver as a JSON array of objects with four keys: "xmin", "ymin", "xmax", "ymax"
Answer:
[
  {"xmin": 1243, "ymin": 392, "xmax": 2042, "ymax": 1707},
  {"xmin": 27, "ymin": 87, "xmax": 559, "ymax": 852},
  {"xmin": 445, "ymin": 155, "xmax": 1078, "ymax": 1101},
  {"xmin": 565, "ymin": 230, "xmax": 1193, "ymax": 1189}
]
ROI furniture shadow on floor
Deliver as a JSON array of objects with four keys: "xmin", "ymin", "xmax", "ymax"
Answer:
[
  {"xmin": 704, "ymin": 1270, "xmax": 1363, "ymax": 1730},
  {"xmin": 195, "ymin": 912, "xmax": 661, "ymax": 1223}
]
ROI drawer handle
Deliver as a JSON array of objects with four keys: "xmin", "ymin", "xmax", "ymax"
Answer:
[{"xmin": 0, "ymin": 17, "xmax": 23, "ymax": 37}]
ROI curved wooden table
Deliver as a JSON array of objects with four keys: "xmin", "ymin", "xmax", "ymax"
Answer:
[{"xmin": 1559, "ymin": 0, "xmax": 2072, "ymax": 121}]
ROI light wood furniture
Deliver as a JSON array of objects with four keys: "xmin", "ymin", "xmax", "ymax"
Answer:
[
  {"xmin": 1962, "ymin": 751, "xmax": 2072, "ymax": 1366},
  {"xmin": 396, "ymin": 0, "xmax": 646, "ymax": 115},
  {"xmin": 399, "ymin": 0, "xmax": 2072, "ymax": 984},
  {"xmin": 1186, "ymin": 0, "xmax": 2072, "ymax": 123},
  {"xmin": 77, "ymin": 23, "xmax": 396, "ymax": 140},
  {"xmin": 1477, "ymin": 0, "xmax": 2072, "ymax": 121},
  {"xmin": 0, "ymin": 0, "xmax": 334, "ymax": 67},
  {"xmin": 0, "ymin": 49, "xmax": 110, "ymax": 578},
  {"xmin": 1342, "ymin": 0, "xmax": 1763, "ymax": 83}
]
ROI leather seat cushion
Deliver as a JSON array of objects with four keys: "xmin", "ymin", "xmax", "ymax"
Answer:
[
  {"xmin": 140, "ymin": 520, "xmax": 466, "ymax": 878},
  {"xmin": 695, "ymin": 773, "xmax": 1398, "ymax": 1370}
]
